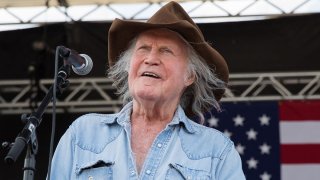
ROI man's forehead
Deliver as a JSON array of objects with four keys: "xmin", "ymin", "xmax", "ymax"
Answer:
[{"xmin": 136, "ymin": 28, "xmax": 187, "ymax": 46}]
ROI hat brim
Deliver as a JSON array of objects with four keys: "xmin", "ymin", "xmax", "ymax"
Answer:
[{"xmin": 108, "ymin": 18, "xmax": 229, "ymax": 101}]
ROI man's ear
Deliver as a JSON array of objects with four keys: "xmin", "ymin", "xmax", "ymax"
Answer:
[{"xmin": 185, "ymin": 72, "xmax": 195, "ymax": 87}]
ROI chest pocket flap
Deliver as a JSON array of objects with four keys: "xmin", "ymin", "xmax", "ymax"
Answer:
[
  {"xmin": 76, "ymin": 160, "xmax": 114, "ymax": 179},
  {"xmin": 166, "ymin": 163, "xmax": 211, "ymax": 180}
]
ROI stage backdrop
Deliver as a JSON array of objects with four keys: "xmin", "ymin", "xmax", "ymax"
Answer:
[
  {"xmin": 0, "ymin": 13, "xmax": 320, "ymax": 80},
  {"xmin": 1, "ymin": 13, "xmax": 320, "ymax": 179}
]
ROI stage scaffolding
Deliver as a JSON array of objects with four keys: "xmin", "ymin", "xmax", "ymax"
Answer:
[
  {"xmin": 0, "ymin": 0, "xmax": 319, "ymax": 26},
  {"xmin": 1, "ymin": 71, "xmax": 319, "ymax": 114}
]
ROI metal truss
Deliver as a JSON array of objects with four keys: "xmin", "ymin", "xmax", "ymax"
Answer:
[
  {"xmin": 0, "ymin": 0, "xmax": 319, "ymax": 25},
  {"xmin": 1, "ymin": 71, "xmax": 319, "ymax": 114},
  {"xmin": 224, "ymin": 71, "xmax": 320, "ymax": 101}
]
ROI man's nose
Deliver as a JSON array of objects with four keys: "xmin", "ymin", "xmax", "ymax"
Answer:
[{"xmin": 144, "ymin": 50, "xmax": 160, "ymax": 65}]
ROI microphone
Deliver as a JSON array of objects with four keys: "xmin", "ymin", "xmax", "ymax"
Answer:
[{"xmin": 58, "ymin": 46, "xmax": 93, "ymax": 75}]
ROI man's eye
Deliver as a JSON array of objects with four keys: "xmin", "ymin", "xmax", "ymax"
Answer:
[{"xmin": 161, "ymin": 48, "xmax": 173, "ymax": 54}]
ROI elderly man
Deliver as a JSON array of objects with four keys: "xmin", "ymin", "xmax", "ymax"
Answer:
[{"xmin": 49, "ymin": 1, "xmax": 245, "ymax": 179}]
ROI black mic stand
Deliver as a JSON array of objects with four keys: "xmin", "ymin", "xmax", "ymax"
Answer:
[{"xmin": 4, "ymin": 64, "xmax": 70, "ymax": 180}]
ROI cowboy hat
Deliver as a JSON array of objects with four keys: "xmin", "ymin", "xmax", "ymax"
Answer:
[{"xmin": 108, "ymin": 1, "xmax": 228, "ymax": 101}]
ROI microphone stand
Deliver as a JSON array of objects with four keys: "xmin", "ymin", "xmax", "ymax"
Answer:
[{"xmin": 4, "ymin": 64, "xmax": 70, "ymax": 180}]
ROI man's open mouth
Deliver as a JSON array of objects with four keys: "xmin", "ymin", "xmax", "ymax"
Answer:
[{"xmin": 141, "ymin": 72, "xmax": 160, "ymax": 79}]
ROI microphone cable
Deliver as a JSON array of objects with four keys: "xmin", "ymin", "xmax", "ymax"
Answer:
[{"xmin": 46, "ymin": 46, "xmax": 60, "ymax": 180}]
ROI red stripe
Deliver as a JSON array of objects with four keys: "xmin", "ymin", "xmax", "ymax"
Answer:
[
  {"xmin": 281, "ymin": 144, "xmax": 320, "ymax": 163},
  {"xmin": 279, "ymin": 100, "xmax": 320, "ymax": 121}
]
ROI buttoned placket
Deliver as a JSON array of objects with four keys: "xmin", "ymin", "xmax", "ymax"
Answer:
[
  {"xmin": 122, "ymin": 119, "xmax": 139, "ymax": 180},
  {"xmin": 139, "ymin": 127, "xmax": 174, "ymax": 180}
]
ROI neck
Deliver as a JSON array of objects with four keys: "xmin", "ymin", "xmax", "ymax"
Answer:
[{"xmin": 131, "ymin": 99, "xmax": 178, "ymax": 125}]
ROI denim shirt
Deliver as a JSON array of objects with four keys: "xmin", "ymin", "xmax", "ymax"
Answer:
[{"xmin": 49, "ymin": 102, "xmax": 245, "ymax": 179}]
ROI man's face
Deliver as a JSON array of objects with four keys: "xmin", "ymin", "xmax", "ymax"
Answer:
[{"xmin": 128, "ymin": 28, "xmax": 194, "ymax": 106}]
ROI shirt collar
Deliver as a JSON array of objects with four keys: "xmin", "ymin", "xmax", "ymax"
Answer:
[
  {"xmin": 101, "ymin": 102, "xmax": 132, "ymax": 125},
  {"xmin": 168, "ymin": 105, "xmax": 196, "ymax": 134},
  {"xmin": 103, "ymin": 101, "xmax": 196, "ymax": 133}
]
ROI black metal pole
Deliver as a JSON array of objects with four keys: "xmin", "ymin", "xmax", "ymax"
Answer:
[{"xmin": 22, "ymin": 146, "xmax": 36, "ymax": 180}]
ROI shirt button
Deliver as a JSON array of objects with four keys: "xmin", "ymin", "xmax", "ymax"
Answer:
[
  {"xmin": 88, "ymin": 176, "xmax": 93, "ymax": 180},
  {"xmin": 146, "ymin": 170, "xmax": 151, "ymax": 175},
  {"xmin": 130, "ymin": 170, "xmax": 136, "ymax": 176},
  {"xmin": 187, "ymin": 176, "xmax": 192, "ymax": 180},
  {"xmin": 157, "ymin": 143, "xmax": 162, "ymax": 148}
]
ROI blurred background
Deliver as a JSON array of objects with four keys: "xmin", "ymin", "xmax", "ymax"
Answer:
[{"xmin": 0, "ymin": 0, "xmax": 320, "ymax": 179}]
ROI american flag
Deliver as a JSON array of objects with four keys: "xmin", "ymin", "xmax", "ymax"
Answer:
[{"xmin": 204, "ymin": 100, "xmax": 320, "ymax": 180}]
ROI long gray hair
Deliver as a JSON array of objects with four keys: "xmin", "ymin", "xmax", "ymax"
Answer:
[{"xmin": 108, "ymin": 35, "xmax": 226, "ymax": 124}]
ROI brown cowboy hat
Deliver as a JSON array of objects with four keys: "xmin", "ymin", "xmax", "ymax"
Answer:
[{"xmin": 108, "ymin": 1, "xmax": 228, "ymax": 101}]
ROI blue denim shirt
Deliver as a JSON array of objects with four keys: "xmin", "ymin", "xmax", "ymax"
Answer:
[{"xmin": 49, "ymin": 102, "xmax": 245, "ymax": 179}]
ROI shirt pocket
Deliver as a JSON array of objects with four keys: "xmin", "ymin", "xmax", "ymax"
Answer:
[
  {"xmin": 76, "ymin": 160, "xmax": 114, "ymax": 180},
  {"xmin": 165, "ymin": 163, "xmax": 211, "ymax": 180}
]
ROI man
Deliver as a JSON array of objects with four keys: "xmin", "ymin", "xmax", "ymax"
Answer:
[{"xmin": 49, "ymin": 1, "xmax": 245, "ymax": 179}]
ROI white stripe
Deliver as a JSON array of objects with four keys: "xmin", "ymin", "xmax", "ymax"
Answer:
[
  {"xmin": 280, "ymin": 121, "xmax": 320, "ymax": 144},
  {"xmin": 281, "ymin": 164, "xmax": 320, "ymax": 180}
]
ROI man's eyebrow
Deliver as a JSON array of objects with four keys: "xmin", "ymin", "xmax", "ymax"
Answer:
[{"xmin": 137, "ymin": 43, "xmax": 150, "ymax": 48}]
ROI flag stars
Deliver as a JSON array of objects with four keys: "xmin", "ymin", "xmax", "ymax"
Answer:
[
  {"xmin": 259, "ymin": 143, "xmax": 271, "ymax": 155},
  {"xmin": 233, "ymin": 114, "xmax": 245, "ymax": 126},
  {"xmin": 260, "ymin": 171, "xmax": 272, "ymax": 180},
  {"xmin": 259, "ymin": 114, "xmax": 270, "ymax": 126},
  {"xmin": 246, "ymin": 128, "xmax": 258, "ymax": 140},
  {"xmin": 247, "ymin": 157, "xmax": 258, "ymax": 169},
  {"xmin": 208, "ymin": 116, "xmax": 219, "ymax": 127},
  {"xmin": 235, "ymin": 143, "xmax": 245, "ymax": 155},
  {"xmin": 223, "ymin": 129, "xmax": 232, "ymax": 138}
]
